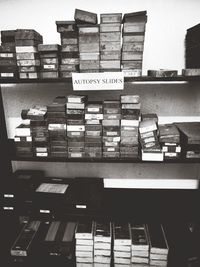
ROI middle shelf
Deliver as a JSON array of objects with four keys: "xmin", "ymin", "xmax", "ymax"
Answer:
[
  {"xmin": 2, "ymin": 78, "xmax": 200, "ymax": 184},
  {"xmin": 10, "ymin": 154, "xmax": 200, "ymax": 164}
]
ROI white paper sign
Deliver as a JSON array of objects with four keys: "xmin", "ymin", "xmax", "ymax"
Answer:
[{"xmin": 72, "ymin": 72, "xmax": 124, "ymax": 91}]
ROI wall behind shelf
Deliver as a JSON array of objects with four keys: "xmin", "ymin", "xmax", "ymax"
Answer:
[
  {"xmin": 11, "ymin": 161, "xmax": 200, "ymax": 182},
  {"xmin": 0, "ymin": 0, "xmax": 200, "ymax": 74},
  {"xmin": 2, "ymin": 81, "xmax": 200, "ymax": 139}
]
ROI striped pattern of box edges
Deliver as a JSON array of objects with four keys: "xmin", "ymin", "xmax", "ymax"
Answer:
[
  {"xmin": 0, "ymin": 9, "xmax": 148, "ymax": 78},
  {"xmin": 14, "ymin": 94, "xmax": 200, "ymax": 161}
]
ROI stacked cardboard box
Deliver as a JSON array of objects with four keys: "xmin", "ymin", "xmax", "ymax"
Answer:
[
  {"xmin": 66, "ymin": 95, "xmax": 87, "ymax": 158},
  {"xmin": 147, "ymin": 224, "xmax": 169, "ymax": 267},
  {"xmin": 139, "ymin": 119, "xmax": 163, "ymax": 161},
  {"xmin": 130, "ymin": 223, "xmax": 149, "ymax": 265},
  {"xmin": 28, "ymin": 106, "xmax": 49, "ymax": 157},
  {"xmin": 78, "ymin": 24, "xmax": 100, "ymax": 73},
  {"xmin": 75, "ymin": 221, "xmax": 94, "ymax": 266},
  {"xmin": 176, "ymin": 122, "xmax": 200, "ymax": 159},
  {"xmin": 85, "ymin": 102, "xmax": 103, "ymax": 158},
  {"xmin": 75, "ymin": 9, "xmax": 98, "ymax": 25},
  {"xmin": 159, "ymin": 124, "xmax": 181, "ymax": 159},
  {"xmin": 186, "ymin": 23, "xmax": 200, "ymax": 68},
  {"xmin": 75, "ymin": 9, "xmax": 99, "ymax": 73},
  {"xmin": 38, "ymin": 44, "xmax": 60, "ymax": 78},
  {"xmin": 122, "ymin": 11, "xmax": 147, "ymax": 77},
  {"xmin": 141, "ymin": 113, "xmax": 158, "ymax": 123},
  {"xmin": 14, "ymin": 107, "xmax": 35, "ymax": 158},
  {"xmin": 182, "ymin": 68, "xmax": 200, "ymax": 76},
  {"xmin": 94, "ymin": 222, "xmax": 112, "ymax": 266},
  {"xmin": 0, "ymin": 30, "xmax": 18, "ymax": 78},
  {"xmin": 102, "ymin": 100, "xmax": 121, "ymax": 158},
  {"xmin": 120, "ymin": 95, "xmax": 140, "ymax": 158},
  {"xmin": 15, "ymin": 29, "xmax": 42, "ymax": 79},
  {"xmin": 14, "ymin": 122, "xmax": 33, "ymax": 158},
  {"xmin": 10, "ymin": 220, "xmax": 41, "ymax": 262},
  {"xmin": 100, "ymin": 13, "xmax": 122, "ymax": 72},
  {"xmin": 47, "ymin": 96, "xmax": 67, "ymax": 158},
  {"xmin": 56, "ymin": 21, "xmax": 79, "ymax": 77},
  {"xmin": 148, "ymin": 69, "xmax": 177, "ymax": 78},
  {"xmin": 113, "ymin": 223, "xmax": 132, "ymax": 266},
  {"xmin": 43, "ymin": 221, "xmax": 77, "ymax": 262}
]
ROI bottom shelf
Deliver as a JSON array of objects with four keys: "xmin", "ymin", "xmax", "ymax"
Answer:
[{"xmin": 1, "ymin": 215, "xmax": 200, "ymax": 267}]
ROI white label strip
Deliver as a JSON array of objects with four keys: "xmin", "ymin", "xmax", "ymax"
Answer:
[
  {"xmin": 1, "ymin": 73, "xmax": 14, "ymax": 77},
  {"xmin": 76, "ymin": 205, "xmax": 87, "ymax": 209},
  {"xmin": 72, "ymin": 72, "xmax": 124, "ymax": 91},
  {"xmin": 4, "ymin": 194, "xmax": 14, "ymax": 198},
  {"xmin": 40, "ymin": 209, "xmax": 50, "ymax": 213},
  {"xmin": 3, "ymin": 207, "xmax": 14, "ymax": 210},
  {"xmin": 0, "ymin": 53, "xmax": 14, "ymax": 58}
]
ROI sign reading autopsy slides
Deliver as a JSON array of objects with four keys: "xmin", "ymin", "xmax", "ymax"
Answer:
[{"xmin": 72, "ymin": 72, "xmax": 124, "ymax": 91}]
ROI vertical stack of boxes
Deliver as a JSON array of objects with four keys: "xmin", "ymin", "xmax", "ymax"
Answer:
[
  {"xmin": 75, "ymin": 9, "xmax": 99, "ymax": 73},
  {"xmin": 148, "ymin": 224, "xmax": 169, "ymax": 267},
  {"xmin": 176, "ymin": 122, "xmax": 200, "ymax": 159},
  {"xmin": 120, "ymin": 95, "xmax": 140, "ymax": 158},
  {"xmin": 66, "ymin": 95, "xmax": 87, "ymax": 158},
  {"xmin": 102, "ymin": 100, "xmax": 121, "ymax": 158},
  {"xmin": 47, "ymin": 96, "xmax": 67, "ymax": 158},
  {"xmin": 99, "ymin": 13, "xmax": 122, "ymax": 72},
  {"xmin": 113, "ymin": 223, "xmax": 132, "ymax": 266},
  {"xmin": 94, "ymin": 222, "xmax": 112, "ymax": 267},
  {"xmin": 122, "ymin": 11, "xmax": 147, "ymax": 77},
  {"xmin": 56, "ymin": 21, "xmax": 79, "ymax": 78},
  {"xmin": 0, "ymin": 30, "xmax": 18, "ymax": 79},
  {"xmin": 130, "ymin": 223, "xmax": 149, "ymax": 265},
  {"xmin": 43, "ymin": 221, "xmax": 77, "ymax": 263},
  {"xmin": 15, "ymin": 29, "xmax": 42, "ymax": 79},
  {"xmin": 38, "ymin": 44, "xmax": 60, "ymax": 78},
  {"xmin": 85, "ymin": 102, "xmax": 103, "ymax": 158},
  {"xmin": 139, "ymin": 117, "xmax": 163, "ymax": 161},
  {"xmin": 185, "ymin": 23, "xmax": 200, "ymax": 69},
  {"xmin": 14, "ymin": 121, "xmax": 32, "ymax": 158},
  {"xmin": 75, "ymin": 221, "xmax": 94, "ymax": 266},
  {"xmin": 28, "ymin": 105, "xmax": 49, "ymax": 157},
  {"xmin": 159, "ymin": 124, "xmax": 181, "ymax": 159},
  {"xmin": 10, "ymin": 220, "xmax": 41, "ymax": 263}
]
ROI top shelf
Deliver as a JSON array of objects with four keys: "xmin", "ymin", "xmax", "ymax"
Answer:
[{"xmin": 1, "ymin": 76, "xmax": 200, "ymax": 84}]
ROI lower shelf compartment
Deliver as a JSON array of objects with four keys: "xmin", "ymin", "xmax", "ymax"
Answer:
[{"xmin": 1, "ymin": 216, "xmax": 200, "ymax": 267}]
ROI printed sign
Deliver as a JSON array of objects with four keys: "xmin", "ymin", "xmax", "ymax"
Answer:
[{"xmin": 72, "ymin": 72, "xmax": 124, "ymax": 91}]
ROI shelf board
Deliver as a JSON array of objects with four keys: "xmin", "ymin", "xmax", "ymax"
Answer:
[
  {"xmin": 1, "ymin": 76, "xmax": 200, "ymax": 84},
  {"xmin": 11, "ymin": 156, "xmax": 200, "ymax": 163}
]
